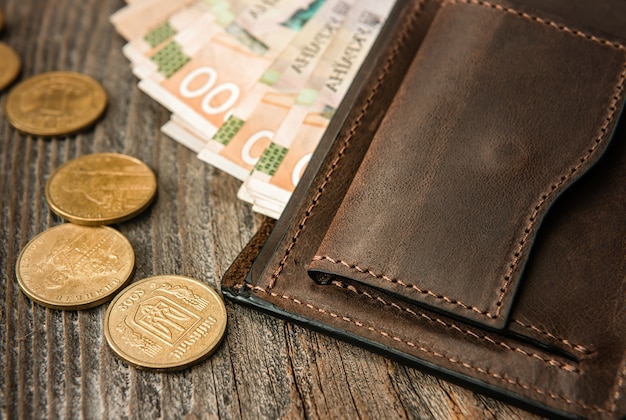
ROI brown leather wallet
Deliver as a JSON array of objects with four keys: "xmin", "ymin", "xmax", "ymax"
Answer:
[{"xmin": 222, "ymin": 0, "xmax": 626, "ymax": 418}]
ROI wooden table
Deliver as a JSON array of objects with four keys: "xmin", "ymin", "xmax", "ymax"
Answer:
[{"xmin": 0, "ymin": 0, "xmax": 541, "ymax": 418}]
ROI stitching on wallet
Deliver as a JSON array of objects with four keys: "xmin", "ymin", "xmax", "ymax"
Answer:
[
  {"xmin": 513, "ymin": 319, "xmax": 592, "ymax": 355},
  {"xmin": 449, "ymin": 0, "xmax": 626, "ymax": 319},
  {"xmin": 312, "ymin": 255, "xmax": 496, "ymax": 318},
  {"xmin": 329, "ymin": 279, "xmax": 579, "ymax": 372},
  {"xmin": 611, "ymin": 358, "xmax": 626, "ymax": 413},
  {"xmin": 493, "ymin": 59, "xmax": 626, "ymax": 316},
  {"xmin": 313, "ymin": 256, "xmax": 596, "ymax": 358},
  {"xmin": 268, "ymin": 0, "xmax": 428, "ymax": 289},
  {"xmin": 451, "ymin": 0, "xmax": 625, "ymax": 51},
  {"xmin": 234, "ymin": 282, "xmax": 607, "ymax": 414}
]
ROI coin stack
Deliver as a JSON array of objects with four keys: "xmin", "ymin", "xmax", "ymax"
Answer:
[
  {"xmin": 47, "ymin": 155, "xmax": 227, "ymax": 370},
  {"xmin": 15, "ymin": 153, "xmax": 227, "ymax": 370},
  {"xmin": 5, "ymin": 6, "xmax": 227, "ymax": 372},
  {"xmin": 16, "ymin": 153, "xmax": 157, "ymax": 310}
]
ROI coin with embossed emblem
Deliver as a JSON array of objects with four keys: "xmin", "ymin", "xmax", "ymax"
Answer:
[
  {"xmin": 0, "ymin": 42, "xmax": 20, "ymax": 91},
  {"xmin": 5, "ymin": 71, "xmax": 106, "ymax": 136},
  {"xmin": 16, "ymin": 224, "xmax": 135, "ymax": 310},
  {"xmin": 46, "ymin": 153, "xmax": 157, "ymax": 225},
  {"xmin": 104, "ymin": 275, "xmax": 227, "ymax": 371}
]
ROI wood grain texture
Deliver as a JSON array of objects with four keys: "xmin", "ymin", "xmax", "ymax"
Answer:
[{"xmin": 0, "ymin": 1, "xmax": 542, "ymax": 418}]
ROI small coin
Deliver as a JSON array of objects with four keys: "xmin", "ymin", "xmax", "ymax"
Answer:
[
  {"xmin": 104, "ymin": 275, "xmax": 227, "ymax": 371},
  {"xmin": 16, "ymin": 224, "xmax": 135, "ymax": 310},
  {"xmin": 0, "ymin": 42, "xmax": 21, "ymax": 91},
  {"xmin": 46, "ymin": 153, "xmax": 157, "ymax": 225},
  {"xmin": 5, "ymin": 71, "xmax": 107, "ymax": 136}
]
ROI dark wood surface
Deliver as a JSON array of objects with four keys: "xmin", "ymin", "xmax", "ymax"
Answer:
[{"xmin": 0, "ymin": 0, "xmax": 541, "ymax": 418}]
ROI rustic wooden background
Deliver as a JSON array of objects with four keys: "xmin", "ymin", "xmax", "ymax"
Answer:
[{"xmin": 0, "ymin": 0, "xmax": 541, "ymax": 418}]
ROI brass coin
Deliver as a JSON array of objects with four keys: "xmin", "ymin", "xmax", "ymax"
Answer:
[
  {"xmin": 104, "ymin": 275, "xmax": 227, "ymax": 371},
  {"xmin": 46, "ymin": 153, "xmax": 157, "ymax": 225},
  {"xmin": 16, "ymin": 224, "xmax": 135, "ymax": 310},
  {"xmin": 5, "ymin": 71, "xmax": 107, "ymax": 136},
  {"xmin": 0, "ymin": 42, "xmax": 21, "ymax": 91}
]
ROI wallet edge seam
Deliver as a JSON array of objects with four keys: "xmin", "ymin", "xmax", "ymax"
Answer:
[{"xmin": 235, "ymin": 281, "xmax": 611, "ymax": 415}]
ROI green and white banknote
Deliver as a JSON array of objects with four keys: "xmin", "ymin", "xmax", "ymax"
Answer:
[
  {"xmin": 111, "ymin": 0, "xmax": 197, "ymax": 41},
  {"xmin": 198, "ymin": 0, "xmax": 355, "ymax": 180},
  {"xmin": 110, "ymin": 0, "xmax": 395, "ymax": 219},
  {"xmin": 241, "ymin": 0, "xmax": 395, "ymax": 218},
  {"xmin": 137, "ymin": 0, "xmax": 322, "ymax": 142},
  {"xmin": 123, "ymin": 0, "xmax": 256, "ymax": 79}
]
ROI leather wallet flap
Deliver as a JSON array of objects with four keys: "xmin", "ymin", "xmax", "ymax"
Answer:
[{"xmin": 307, "ymin": 0, "xmax": 626, "ymax": 329}]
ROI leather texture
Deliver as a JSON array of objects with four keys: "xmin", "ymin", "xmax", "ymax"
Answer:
[{"xmin": 222, "ymin": 0, "xmax": 626, "ymax": 418}]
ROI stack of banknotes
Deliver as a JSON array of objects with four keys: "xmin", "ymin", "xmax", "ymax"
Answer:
[{"xmin": 111, "ymin": 0, "xmax": 395, "ymax": 218}]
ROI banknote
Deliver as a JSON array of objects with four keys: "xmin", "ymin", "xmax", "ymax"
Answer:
[
  {"xmin": 138, "ymin": 0, "xmax": 323, "ymax": 145},
  {"xmin": 123, "ymin": 5, "xmax": 215, "ymax": 68},
  {"xmin": 161, "ymin": 114, "xmax": 208, "ymax": 153},
  {"xmin": 251, "ymin": 196, "xmax": 284, "ymax": 220},
  {"xmin": 240, "ymin": 107, "xmax": 323, "ymax": 213},
  {"xmin": 198, "ymin": 0, "xmax": 354, "ymax": 180},
  {"xmin": 151, "ymin": 0, "xmax": 328, "ymax": 155},
  {"xmin": 241, "ymin": 0, "xmax": 395, "ymax": 217},
  {"xmin": 130, "ymin": 13, "xmax": 221, "ymax": 80},
  {"xmin": 110, "ymin": 0, "xmax": 396, "ymax": 219},
  {"xmin": 228, "ymin": 0, "xmax": 325, "ymax": 56},
  {"xmin": 123, "ymin": 0, "xmax": 254, "ymax": 71},
  {"xmin": 201, "ymin": 91, "xmax": 298, "ymax": 179},
  {"xmin": 138, "ymin": 32, "xmax": 265, "ymax": 138},
  {"xmin": 110, "ymin": 0, "xmax": 197, "ymax": 41}
]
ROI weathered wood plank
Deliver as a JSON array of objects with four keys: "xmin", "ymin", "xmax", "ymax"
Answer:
[{"xmin": 0, "ymin": 0, "xmax": 543, "ymax": 418}]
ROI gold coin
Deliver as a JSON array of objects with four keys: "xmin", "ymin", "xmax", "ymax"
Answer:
[
  {"xmin": 104, "ymin": 275, "xmax": 227, "ymax": 371},
  {"xmin": 46, "ymin": 153, "xmax": 157, "ymax": 225},
  {"xmin": 0, "ymin": 42, "xmax": 20, "ymax": 91},
  {"xmin": 16, "ymin": 224, "xmax": 135, "ymax": 310},
  {"xmin": 5, "ymin": 71, "xmax": 107, "ymax": 136}
]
